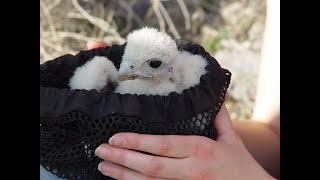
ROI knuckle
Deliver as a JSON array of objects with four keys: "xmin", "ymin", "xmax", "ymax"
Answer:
[
  {"xmin": 193, "ymin": 137, "xmax": 215, "ymax": 158},
  {"xmin": 114, "ymin": 149, "xmax": 127, "ymax": 165},
  {"xmin": 155, "ymin": 139, "xmax": 171, "ymax": 156},
  {"xmin": 145, "ymin": 158, "xmax": 164, "ymax": 176},
  {"xmin": 130, "ymin": 134, "xmax": 142, "ymax": 149},
  {"xmin": 128, "ymin": 139, "xmax": 139, "ymax": 150},
  {"xmin": 117, "ymin": 167, "xmax": 125, "ymax": 180}
]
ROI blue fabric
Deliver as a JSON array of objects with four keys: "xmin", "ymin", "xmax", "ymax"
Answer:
[{"xmin": 40, "ymin": 165, "xmax": 66, "ymax": 180}]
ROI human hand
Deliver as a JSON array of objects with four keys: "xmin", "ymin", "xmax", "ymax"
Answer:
[
  {"xmin": 87, "ymin": 40, "xmax": 110, "ymax": 50},
  {"xmin": 95, "ymin": 104, "xmax": 276, "ymax": 180}
]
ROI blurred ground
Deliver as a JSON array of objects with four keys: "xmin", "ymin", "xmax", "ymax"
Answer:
[{"xmin": 40, "ymin": 0, "xmax": 266, "ymax": 121}]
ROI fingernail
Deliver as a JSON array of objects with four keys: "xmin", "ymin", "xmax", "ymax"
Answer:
[
  {"xmin": 98, "ymin": 162, "xmax": 103, "ymax": 172},
  {"xmin": 98, "ymin": 162, "xmax": 112, "ymax": 175},
  {"xmin": 109, "ymin": 136, "xmax": 124, "ymax": 146},
  {"xmin": 95, "ymin": 147, "xmax": 101, "ymax": 156},
  {"xmin": 95, "ymin": 147, "xmax": 110, "ymax": 158}
]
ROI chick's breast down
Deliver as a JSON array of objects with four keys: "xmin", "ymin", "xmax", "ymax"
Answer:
[{"xmin": 115, "ymin": 78, "xmax": 177, "ymax": 96}]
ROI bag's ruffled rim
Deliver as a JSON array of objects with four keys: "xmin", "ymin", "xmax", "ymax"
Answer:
[{"xmin": 40, "ymin": 40, "xmax": 231, "ymax": 123}]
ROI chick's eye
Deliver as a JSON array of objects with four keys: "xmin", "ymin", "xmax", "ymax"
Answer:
[{"xmin": 147, "ymin": 59, "xmax": 162, "ymax": 68}]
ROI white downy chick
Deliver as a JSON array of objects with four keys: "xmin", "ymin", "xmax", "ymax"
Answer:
[
  {"xmin": 68, "ymin": 27, "xmax": 208, "ymax": 96},
  {"xmin": 69, "ymin": 56, "xmax": 118, "ymax": 92},
  {"xmin": 115, "ymin": 27, "xmax": 208, "ymax": 96},
  {"xmin": 115, "ymin": 27, "xmax": 179, "ymax": 96}
]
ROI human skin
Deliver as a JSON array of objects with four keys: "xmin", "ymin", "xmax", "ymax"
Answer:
[{"xmin": 94, "ymin": 104, "xmax": 276, "ymax": 180}]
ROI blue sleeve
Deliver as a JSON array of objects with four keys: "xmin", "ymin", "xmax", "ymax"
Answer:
[{"xmin": 40, "ymin": 165, "xmax": 66, "ymax": 180}]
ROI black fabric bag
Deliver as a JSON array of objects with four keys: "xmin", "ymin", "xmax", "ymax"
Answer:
[{"xmin": 40, "ymin": 40, "xmax": 231, "ymax": 180}]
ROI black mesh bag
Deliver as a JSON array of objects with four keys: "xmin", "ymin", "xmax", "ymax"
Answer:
[{"xmin": 40, "ymin": 40, "xmax": 231, "ymax": 180}]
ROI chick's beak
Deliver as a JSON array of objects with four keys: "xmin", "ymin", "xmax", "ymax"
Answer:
[
  {"xmin": 119, "ymin": 74, "xmax": 138, "ymax": 81},
  {"xmin": 119, "ymin": 70, "xmax": 152, "ymax": 81}
]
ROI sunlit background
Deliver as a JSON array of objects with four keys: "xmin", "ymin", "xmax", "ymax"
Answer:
[{"xmin": 40, "ymin": 0, "xmax": 267, "ymax": 121}]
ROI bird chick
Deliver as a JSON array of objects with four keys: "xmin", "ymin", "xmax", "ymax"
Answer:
[
  {"xmin": 68, "ymin": 27, "xmax": 208, "ymax": 96},
  {"xmin": 115, "ymin": 27, "xmax": 208, "ymax": 96},
  {"xmin": 69, "ymin": 56, "xmax": 118, "ymax": 92},
  {"xmin": 115, "ymin": 27, "xmax": 179, "ymax": 96}
]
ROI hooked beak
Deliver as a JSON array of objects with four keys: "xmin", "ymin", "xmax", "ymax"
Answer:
[{"xmin": 119, "ymin": 71, "xmax": 152, "ymax": 81}]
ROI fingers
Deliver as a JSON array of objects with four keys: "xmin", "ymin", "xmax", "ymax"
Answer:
[
  {"xmin": 95, "ymin": 144, "xmax": 186, "ymax": 179},
  {"xmin": 98, "ymin": 161, "xmax": 171, "ymax": 180},
  {"xmin": 87, "ymin": 40, "xmax": 110, "ymax": 50},
  {"xmin": 107, "ymin": 133, "xmax": 201, "ymax": 158},
  {"xmin": 214, "ymin": 104, "xmax": 238, "ymax": 144}
]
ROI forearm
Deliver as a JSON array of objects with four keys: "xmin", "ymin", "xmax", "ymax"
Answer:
[
  {"xmin": 253, "ymin": 0, "xmax": 280, "ymax": 123},
  {"xmin": 244, "ymin": 1, "xmax": 280, "ymax": 177},
  {"xmin": 233, "ymin": 121, "xmax": 280, "ymax": 179}
]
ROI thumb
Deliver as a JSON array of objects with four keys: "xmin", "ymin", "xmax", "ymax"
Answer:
[{"xmin": 214, "ymin": 104, "xmax": 239, "ymax": 144}]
